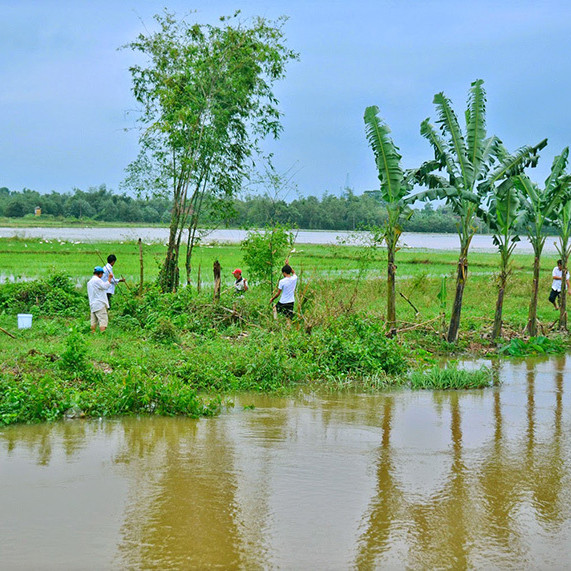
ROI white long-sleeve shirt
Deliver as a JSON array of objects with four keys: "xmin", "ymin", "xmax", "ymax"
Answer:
[
  {"xmin": 102, "ymin": 263, "xmax": 119, "ymax": 295},
  {"xmin": 87, "ymin": 275, "xmax": 111, "ymax": 312}
]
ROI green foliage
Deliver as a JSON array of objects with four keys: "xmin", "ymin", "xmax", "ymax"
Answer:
[
  {"xmin": 410, "ymin": 365, "xmax": 492, "ymax": 390},
  {"xmin": 149, "ymin": 316, "xmax": 180, "ymax": 344},
  {"xmin": 59, "ymin": 328, "xmax": 91, "ymax": 376},
  {"xmin": 0, "ymin": 272, "xmax": 83, "ymax": 316},
  {"xmin": 241, "ymin": 224, "xmax": 294, "ymax": 290},
  {"xmin": 0, "ymin": 371, "xmax": 219, "ymax": 426},
  {"xmin": 313, "ymin": 315, "xmax": 409, "ymax": 376},
  {"xmin": 498, "ymin": 336, "xmax": 566, "ymax": 357}
]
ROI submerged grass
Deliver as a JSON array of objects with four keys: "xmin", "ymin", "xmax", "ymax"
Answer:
[{"xmin": 409, "ymin": 366, "xmax": 493, "ymax": 390}]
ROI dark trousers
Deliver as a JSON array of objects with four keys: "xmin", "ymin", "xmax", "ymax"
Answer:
[{"xmin": 276, "ymin": 302, "xmax": 294, "ymax": 318}]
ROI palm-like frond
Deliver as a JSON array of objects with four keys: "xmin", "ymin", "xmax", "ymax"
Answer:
[
  {"xmin": 420, "ymin": 119, "xmax": 460, "ymax": 180},
  {"xmin": 544, "ymin": 147, "xmax": 569, "ymax": 193},
  {"xmin": 364, "ymin": 105, "xmax": 404, "ymax": 203},
  {"xmin": 481, "ymin": 138, "xmax": 548, "ymax": 192},
  {"xmin": 433, "ymin": 92, "xmax": 473, "ymax": 190},
  {"xmin": 465, "ymin": 79, "xmax": 487, "ymax": 180}
]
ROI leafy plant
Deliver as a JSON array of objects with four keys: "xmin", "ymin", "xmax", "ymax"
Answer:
[{"xmin": 498, "ymin": 335, "xmax": 566, "ymax": 357}]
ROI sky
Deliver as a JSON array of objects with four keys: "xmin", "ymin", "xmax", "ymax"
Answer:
[{"xmin": 2, "ymin": 0, "xmax": 571, "ymax": 200}]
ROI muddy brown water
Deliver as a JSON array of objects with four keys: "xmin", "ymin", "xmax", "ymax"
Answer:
[{"xmin": 1, "ymin": 356, "xmax": 570, "ymax": 569}]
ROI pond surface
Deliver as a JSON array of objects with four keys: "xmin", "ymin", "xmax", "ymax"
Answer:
[
  {"xmin": 0, "ymin": 226, "xmax": 561, "ymax": 253},
  {"xmin": 1, "ymin": 356, "xmax": 570, "ymax": 569}
]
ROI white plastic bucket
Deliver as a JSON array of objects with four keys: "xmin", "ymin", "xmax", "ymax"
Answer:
[{"xmin": 17, "ymin": 314, "xmax": 33, "ymax": 329}]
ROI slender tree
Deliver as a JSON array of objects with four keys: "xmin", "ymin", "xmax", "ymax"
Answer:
[
  {"xmin": 124, "ymin": 10, "xmax": 297, "ymax": 292},
  {"xmin": 553, "ymin": 199, "xmax": 571, "ymax": 330},
  {"xmin": 415, "ymin": 79, "xmax": 546, "ymax": 342},
  {"xmin": 512, "ymin": 148, "xmax": 571, "ymax": 336},
  {"xmin": 364, "ymin": 105, "xmax": 415, "ymax": 332},
  {"xmin": 478, "ymin": 180, "xmax": 524, "ymax": 340}
]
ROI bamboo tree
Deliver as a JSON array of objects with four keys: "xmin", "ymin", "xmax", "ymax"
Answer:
[
  {"xmin": 478, "ymin": 180, "xmax": 524, "ymax": 340},
  {"xmin": 124, "ymin": 10, "xmax": 297, "ymax": 292},
  {"xmin": 415, "ymin": 79, "xmax": 546, "ymax": 342},
  {"xmin": 364, "ymin": 106, "xmax": 415, "ymax": 332},
  {"xmin": 512, "ymin": 148, "xmax": 571, "ymax": 336}
]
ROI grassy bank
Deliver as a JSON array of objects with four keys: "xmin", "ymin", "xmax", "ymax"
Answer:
[{"xmin": 1, "ymin": 237, "xmax": 568, "ymax": 426}]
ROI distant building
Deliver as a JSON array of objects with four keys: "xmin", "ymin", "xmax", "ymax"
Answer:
[{"xmin": 34, "ymin": 206, "xmax": 41, "ymax": 216}]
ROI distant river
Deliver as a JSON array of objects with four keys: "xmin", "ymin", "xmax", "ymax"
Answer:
[{"xmin": 0, "ymin": 227, "xmax": 561, "ymax": 253}]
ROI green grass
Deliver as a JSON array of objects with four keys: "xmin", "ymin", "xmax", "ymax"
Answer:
[{"xmin": 409, "ymin": 366, "xmax": 493, "ymax": 390}]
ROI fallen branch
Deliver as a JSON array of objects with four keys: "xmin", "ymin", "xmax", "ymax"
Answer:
[
  {"xmin": 397, "ymin": 316, "xmax": 440, "ymax": 334},
  {"xmin": 399, "ymin": 291, "xmax": 420, "ymax": 315},
  {"xmin": 0, "ymin": 326, "xmax": 16, "ymax": 339}
]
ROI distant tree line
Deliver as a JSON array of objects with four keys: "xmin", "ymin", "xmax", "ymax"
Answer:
[
  {"xmin": 0, "ymin": 185, "xmax": 486, "ymax": 233},
  {"xmin": 0, "ymin": 185, "xmax": 172, "ymax": 224}
]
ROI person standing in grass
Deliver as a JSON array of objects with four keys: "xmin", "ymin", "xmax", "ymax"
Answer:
[
  {"xmin": 87, "ymin": 266, "xmax": 112, "ymax": 332},
  {"xmin": 269, "ymin": 263, "xmax": 297, "ymax": 318},
  {"xmin": 549, "ymin": 259, "xmax": 570, "ymax": 310},
  {"xmin": 232, "ymin": 268, "xmax": 249, "ymax": 296},
  {"xmin": 102, "ymin": 254, "xmax": 125, "ymax": 308}
]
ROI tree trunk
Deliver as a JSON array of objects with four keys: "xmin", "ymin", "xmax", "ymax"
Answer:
[
  {"xmin": 559, "ymin": 260, "xmax": 568, "ymax": 331},
  {"xmin": 492, "ymin": 271, "xmax": 507, "ymax": 341},
  {"xmin": 158, "ymin": 206, "xmax": 182, "ymax": 292},
  {"xmin": 447, "ymin": 254, "xmax": 468, "ymax": 343},
  {"xmin": 525, "ymin": 255, "xmax": 541, "ymax": 336},
  {"xmin": 387, "ymin": 248, "xmax": 397, "ymax": 333},
  {"xmin": 213, "ymin": 260, "xmax": 221, "ymax": 302}
]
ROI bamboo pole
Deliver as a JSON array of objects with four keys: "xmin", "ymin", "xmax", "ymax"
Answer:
[{"xmin": 138, "ymin": 238, "xmax": 144, "ymax": 296}]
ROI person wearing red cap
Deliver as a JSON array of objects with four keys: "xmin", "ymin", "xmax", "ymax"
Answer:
[{"xmin": 232, "ymin": 268, "xmax": 248, "ymax": 295}]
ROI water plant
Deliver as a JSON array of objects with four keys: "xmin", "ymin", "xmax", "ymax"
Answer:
[{"xmin": 410, "ymin": 365, "xmax": 492, "ymax": 390}]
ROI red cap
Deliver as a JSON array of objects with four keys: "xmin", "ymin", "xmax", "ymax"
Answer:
[{"xmin": 232, "ymin": 268, "xmax": 242, "ymax": 275}]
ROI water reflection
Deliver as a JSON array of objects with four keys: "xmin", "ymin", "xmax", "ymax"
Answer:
[{"xmin": 1, "ymin": 356, "xmax": 570, "ymax": 569}]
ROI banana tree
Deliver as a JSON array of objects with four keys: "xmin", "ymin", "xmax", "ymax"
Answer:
[
  {"xmin": 364, "ymin": 105, "xmax": 415, "ymax": 333},
  {"xmin": 553, "ymin": 199, "xmax": 571, "ymax": 330},
  {"xmin": 478, "ymin": 180, "xmax": 524, "ymax": 340},
  {"xmin": 512, "ymin": 148, "xmax": 571, "ymax": 336},
  {"xmin": 415, "ymin": 79, "xmax": 547, "ymax": 342}
]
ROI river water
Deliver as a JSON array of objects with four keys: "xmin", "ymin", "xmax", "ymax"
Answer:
[
  {"xmin": 1, "ymin": 356, "xmax": 570, "ymax": 569},
  {"xmin": 0, "ymin": 226, "xmax": 562, "ymax": 253}
]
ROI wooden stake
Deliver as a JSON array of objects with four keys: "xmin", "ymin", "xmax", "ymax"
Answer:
[
  {"xmin": 138, "ymin": 238, "xmax": 144, "ymax": 296},
  {"xmin": 197, "ymin": 263, "xmax": 202, "ymax": 293},
  {"xmin": 213, "ymin": 260, "xmax": 221, "ymax": 302}
]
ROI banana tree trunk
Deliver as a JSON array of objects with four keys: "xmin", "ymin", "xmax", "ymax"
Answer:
[
  {"xmin": 387, "ymin": 248, "xmax": 396, "ymax": 333},
  {"xmin": 492, "ymin": 270, "xmax": 507, "ymax": 340},
  {"xmin": 559, "ymin": 260, "xmax": 568, "ymax": 331},
  {"xmin": 526, "ymin": 255, "xmax": 541, "ymax": 336},
  {"xmin": 447, "ymin": 253, "xmax": 468, "ymax": 343}
]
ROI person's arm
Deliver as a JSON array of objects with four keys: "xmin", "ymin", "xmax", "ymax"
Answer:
[
  {"xmin": 244, "ymin": 280, "xmax": 248, "ymax": 292},
  {"xmin": 269, "ymin": 287, "xmax": 282, "ymax": 304}
]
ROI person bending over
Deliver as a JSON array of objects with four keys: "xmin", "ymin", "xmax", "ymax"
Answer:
[{"xmin": 549, "ymin": 259, "xmax": 570, "ymax": 310}]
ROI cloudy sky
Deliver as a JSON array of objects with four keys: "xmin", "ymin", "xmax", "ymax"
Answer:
[{"xmin": 1, "ymin": 0, "xmax": 570, "ymax": 198}]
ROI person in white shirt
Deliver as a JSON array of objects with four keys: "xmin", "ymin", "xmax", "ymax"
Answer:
[
  {"xmin": 549, "ymin": 259, "xmax": 570, "ymax": 310},
  {"xmin": 102, "ymin": 254, "xmax": 125, "ymax": 308},
  {"xmin": 87, "ymin": 266, "xmax": 112, "ymax": 332},
  {"xmin": 269, "ymin": 263, "xmax": 298, "ymax": 318}
]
